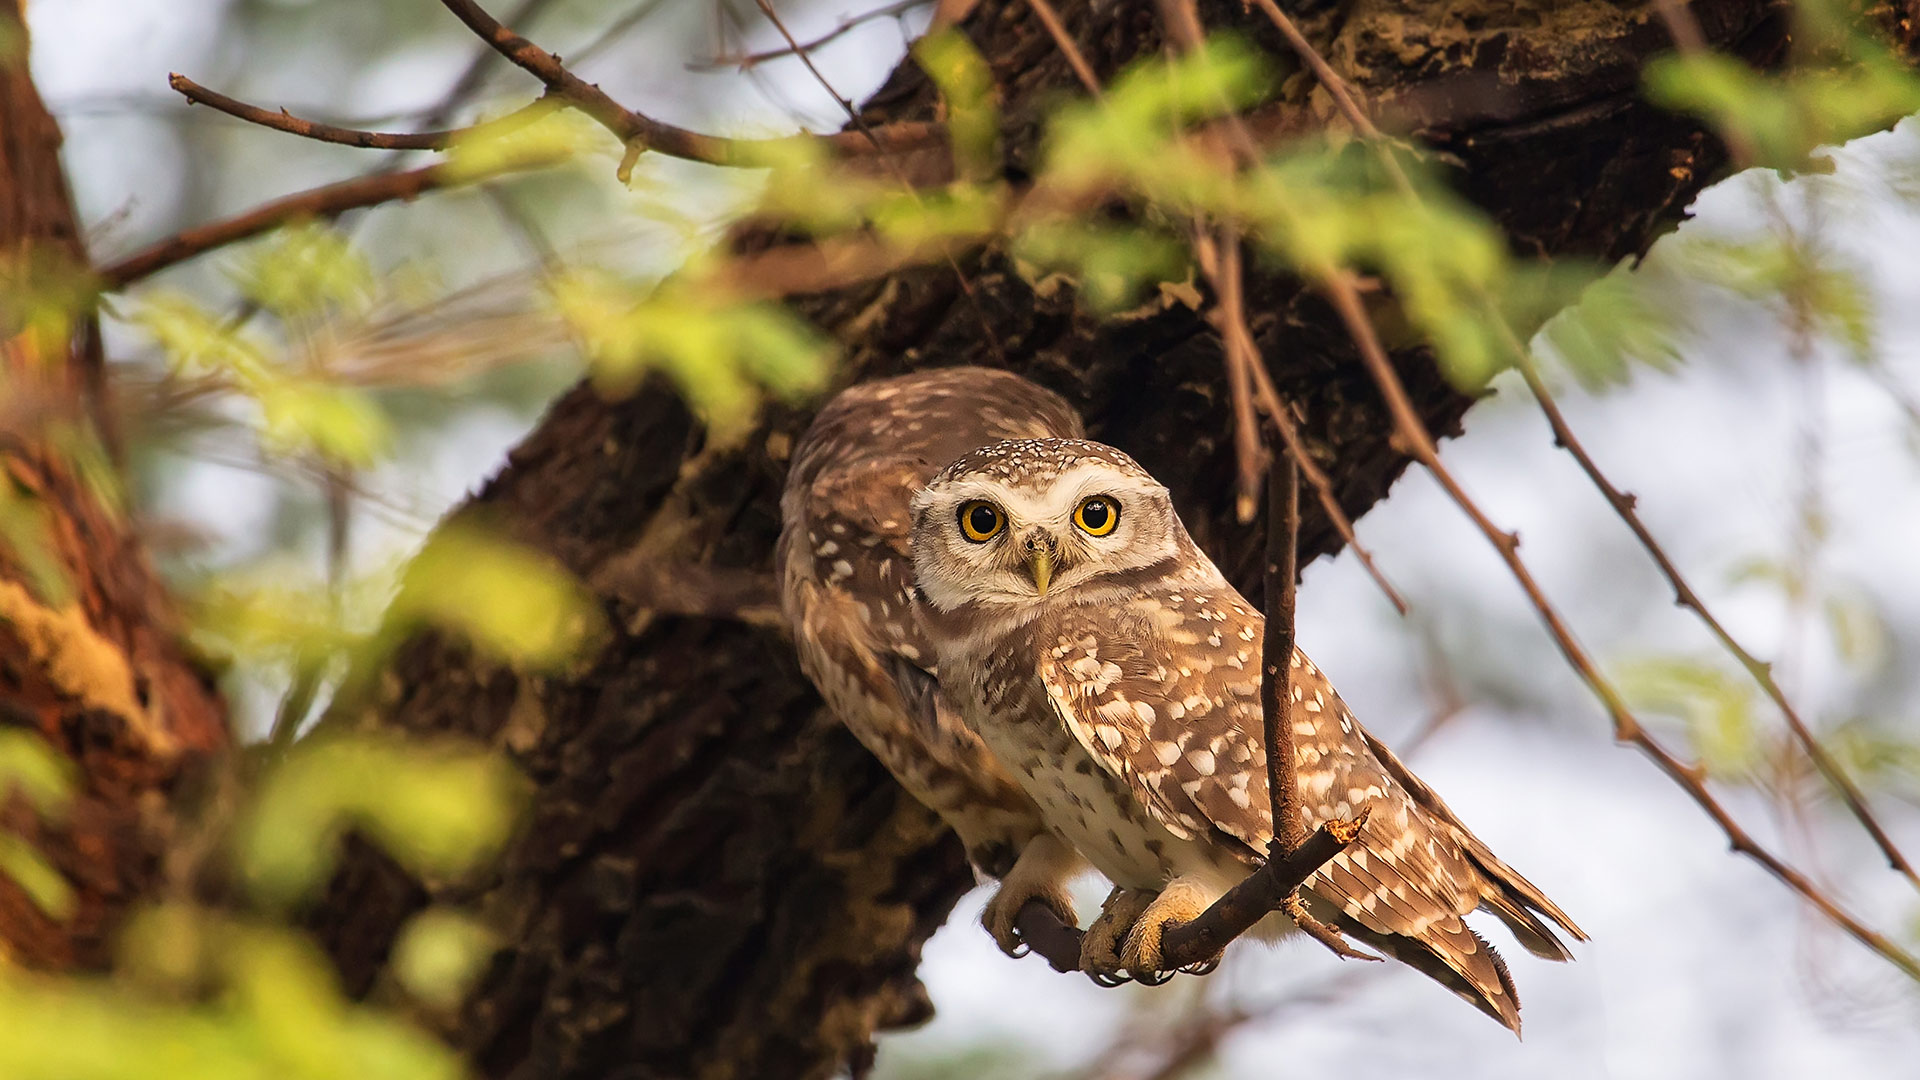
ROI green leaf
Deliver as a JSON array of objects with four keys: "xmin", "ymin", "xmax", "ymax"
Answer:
[
  {"xmin": 1616, "ymin": 655, "xmax": 1764, "ymax": 779},
  {"xmin": 1013, "ymin": 222, "xmax": 1190, "ymax": 311},
  {"xmin": 0, "ymin": 729, "xmax": 74, "ymax": 820},
  {"xmin": 914, "ymin": 31, "xmax": 1000, "ymax": 179},
  {"xmin": 391, "ymin": 908, "xmax": 499, "ymax": 1011},
  {"xmin": 228, "ymin": 222, "xmax": 375, "ymax": 322},
  {"xmin": 238, "ymin": 733, "xmax": 526, "ymax": 909},
  {"xmin": 391, "ymin": 521, "xmax": 601, "ymax": 670},
  {"xmin": 254, "ymin": 377, "xmax": 395, "ymax": 468},
  {"xmin": 549, "ymin": 268, "xmax": 832, "ymax": 439},
  {"xmin": 1045, "ymin": 35, "xmax": 1272, "ymax": 197},
  {"xmin": 1533, "ymin": 260, "xmax": 1686, "ymax": 388},
  {"xmin": 0, "ymin": 834, "xmax": 73, "ymax": 921}
]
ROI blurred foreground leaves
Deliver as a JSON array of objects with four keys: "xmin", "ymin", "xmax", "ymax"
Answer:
[{"xmin": 0, "ymin": 726, "xmax": 520, "ymax": 1080}]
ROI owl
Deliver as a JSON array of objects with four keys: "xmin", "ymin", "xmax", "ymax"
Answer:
[
  {"xmin": 909, "ymin": 437, "xmax": 1585, "ymax": 1031},
  {"xmin": 778, "ymin": 368, "xmax": 1090, "ymax": 951}
]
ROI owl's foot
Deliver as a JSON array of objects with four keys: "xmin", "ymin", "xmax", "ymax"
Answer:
[
  {"xmin": 1120, "ymin": 877, "xmax": 1221, "ymax": 983},
  {"xmin": 980, "ymin": 834, "xmax": 1081, "ymax": 958},
  {"xmin": 1081, "ymin": 886, "xmax": 1155, "ymax": 986}
]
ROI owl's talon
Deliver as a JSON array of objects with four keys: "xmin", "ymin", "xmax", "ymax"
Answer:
[
  {"xmin": 980, "ymin": 835, "xmax": 1081, "ymax": 959},
  {"xmin": 1081, "ymin": 885, "xmax": 1155, "ymax": 985},
  {"xmin": 1119, "ymin": 876, "xmax": 1216, "ymax": 985},
  {"xmin": 1179, "ymin": 956, "xmax": 1221, "ymax": 977},
  {"xmin": 1087, "ymin": 968, "xmax": 1132, "ymax": 987}
]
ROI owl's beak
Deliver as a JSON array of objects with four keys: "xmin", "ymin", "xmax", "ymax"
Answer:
[
  {"xmin": 1026, "ymin": 550, "xmax": 1053, "ymax": 597},
  {"xmin": 1018, "ymin": 529, "xmax": 1057, "ymax": 597}
]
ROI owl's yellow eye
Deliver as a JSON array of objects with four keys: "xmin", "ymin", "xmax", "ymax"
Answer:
[
  {"xmin": 1074, "ymin": 495, "xmax": 1120, "ymax": 536},
  {"xmin": 958, "ymin": 500, "xmax": 1006, "ymax": 543}
]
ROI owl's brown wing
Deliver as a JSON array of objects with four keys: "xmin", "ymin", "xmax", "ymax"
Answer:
[
  {"xmin": 1036, "ymin": 592, "xmax": 1574, "ymax": 1031},
  {"xmin": 783, "ymin": 455, "xmax": 1043, "ymax": 875}
]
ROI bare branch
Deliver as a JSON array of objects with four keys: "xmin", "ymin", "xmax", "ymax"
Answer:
[
  {"xmin": 1510, "ymin": 349, "xmax": 1920, "ymax": 893},
  {"xmin": 1025, "ymin": 0, "xmax": 1103, "ymax": 99},
  {"xmin": 1264, "ymin": 452, "xmax": 1303, "ymax": 853},
  {"xmin": 99, "ymin": 157, "xmax": 550, "ymax": 289},
  {"xmin": 1156, "ymin": 815, "xmax": 1364, "ymax": 966},
  {"xmin": 436, "ymin": 0, "xmax": 941, "ymax": 168},
  {"xmin": 693, "ymin": 0, "xmax": 934, "ymax": 71},
  {"xmin": 1011, "ymin": 815, "xmax": 1362, "ymax": 974},
  {"xmin": 1195, "ymin": 222, "xmax": 1408, "ymax": 613},
  {"xmin": 168, "ymin": 74, "xmax": 550, "ymax": 151},
  {"xmin": 1324, "ymin": 267, "xmax": 1920, "ymax": 982}
]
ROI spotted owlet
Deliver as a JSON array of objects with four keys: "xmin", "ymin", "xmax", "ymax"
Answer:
[
  {"xmin": 909, "ymin": 437, "xmax": 1586, "ymax": 1031},
  {"xmin": 779, "ymin": 368, "xmax": 1089, "ymax": 946}
]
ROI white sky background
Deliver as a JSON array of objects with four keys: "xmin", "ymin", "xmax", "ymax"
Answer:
[{"xmin": 26, "ymin": 1, "xmax": 1920, "ymax": 1076}]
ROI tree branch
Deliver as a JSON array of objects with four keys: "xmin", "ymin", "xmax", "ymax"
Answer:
[
  {"xmin": 694, "ymin": 0, "xmax": 935, "ymax": 71},
  {"xmin": 98, "ymin": 156, "xmax": 551, "ymax": 289},
  {"xmin": 167, "ymin": 74, "xmax": 550, "ymax": 151},
  {"xmin": 1324, "ymin": 267, "xmax": 1920, "ymax": 983},
  {"xmin": 1511, "ymin": 349, "xmax": 1920, "ymax": 893},
  {"xmin": 1264, "ymin": 452, "xmax": 1303, "ymax": 853},
  {"xmin": 1252, "ymin": 0, "xmax": 1920, "ymax": 957},
  {"xmin": 436, "ymin": 0, "xmax": 942, "ymax": 167}
]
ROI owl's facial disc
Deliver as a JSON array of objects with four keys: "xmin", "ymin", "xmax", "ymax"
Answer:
[{"xmin": 911, "ymin": 447, "xmax": 1182, "ymax": 613}]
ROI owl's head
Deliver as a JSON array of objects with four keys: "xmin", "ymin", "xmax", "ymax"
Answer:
[{"xmin": 909, "ymin": 438, "xmax": 1188, "ymax": 612}]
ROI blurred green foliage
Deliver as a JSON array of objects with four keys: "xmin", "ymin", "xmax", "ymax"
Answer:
[
  {"xmin": 1647, "ymin": 0, "xmax": 1920, "ymax": 173},
  {"xmin": 0, "ymin": 727, "xmax": 517, "ymax": 1080}
]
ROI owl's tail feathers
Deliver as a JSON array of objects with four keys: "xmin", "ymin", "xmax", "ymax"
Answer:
[
  {"xmin": 1466, "ymin": 846, "xmax": 1588, "ymax": 962},
  {"xmin": 1324, "ymin": 908, "xmax": 1524, "ymax": 1035}
]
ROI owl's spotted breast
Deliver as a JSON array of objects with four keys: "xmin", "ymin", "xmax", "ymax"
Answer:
[{"xmin": 911, "ymin": 436, "xmax": 1585, "ymax": 1032}]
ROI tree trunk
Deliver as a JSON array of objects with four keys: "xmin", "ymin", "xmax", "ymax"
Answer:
[
  {"xmin": 0, "ymin": 1, "xmax": 227, "ymax": 970},
  {"xmin": 307, "ymin": 3, "xmax": 1825, "ymax": 1079}
]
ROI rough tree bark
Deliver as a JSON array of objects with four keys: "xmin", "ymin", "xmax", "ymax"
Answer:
[
  {"xmin": 307, "ymin": 3, "xmax": 1816, "ymax": 1079},
  {"xmin": 0, "ymin": 1, "xmax": 227, "ymax": 970},
  {"xmin": 1, "ymin": 0, "xmax": 1892, "ymax": 1077}
]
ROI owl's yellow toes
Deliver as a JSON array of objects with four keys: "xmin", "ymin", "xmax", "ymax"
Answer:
[
  {"xmin": 1081, "ymin": 886, "xmax": 1155, "ymax": 983},
  {"xmin": 1119, "ymin": 877, "xmax": 1218, "ymax": 982},
  {"xmin": 980, "ymin": 834, "xmax": 1081, "ymax": 958}
]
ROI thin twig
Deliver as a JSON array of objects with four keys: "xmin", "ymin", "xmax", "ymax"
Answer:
[
  {"xmin": 1246, "ymin": 0, "xmax": 1412, "ymax": 198},
  {"xmin": 1195, "ymin": 218, "xmax": 1407, "ymax": 612},
  {"xmin": 1323, "ymin": 267, "xmax": 1920, "ymax": 982},
  {"xmin": 1264, "ymin": 453, "xmax": 1304, "ymax": 853},
  {"xmin": 1510, "ymin": 344, "xmax": 1920, "ymax": 891},
  {"xmin": 1648, "ymin": 0, "xmax": 1760, "ymax": 166},
  {"xmin": 437, "ymin": 0, "xmax": 941, "ymax": 167},
  {"xmin": 1260, "ymin": 0, "xmax": 1920, "ymax": 945},
  {"xmin": 1244, "ymin": 354, "xmax": 1407, "ymax": 615},
  {"xmin": 750, "ymin": 0, "xmax": 1009, "ymax": 362},
  {"xmin": 1025, "ymin": 0, "xmax": 1103, "ymax": 99},
  {"xmin": 99, "ymin": 156, "xmax": 552, "ymax": 289},
  {"xmin": 168, "ymin": 74, "xmax": 550, "ymax": 151},
  {"xmin": 1194, "ymin": 229, "xmax": 1267, "ymax": 522},
  {"xmin": 693, "ymin": 0, "xmax": 934, "ymax": 71}
]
